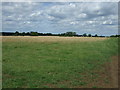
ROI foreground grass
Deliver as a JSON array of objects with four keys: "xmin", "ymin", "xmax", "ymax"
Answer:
[{"xmin": 2, "ymin": 37, "xmax": 118, "ymax": 88}]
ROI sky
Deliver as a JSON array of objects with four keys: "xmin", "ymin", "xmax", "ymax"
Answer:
[{"xmin": 2, "ymin": 2, "xmax": 118, "ymax": 36}]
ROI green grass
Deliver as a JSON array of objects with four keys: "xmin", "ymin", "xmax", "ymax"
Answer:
[{"xmin": 2, "ymin": 38, "xmax": 118, "ymax": 88}]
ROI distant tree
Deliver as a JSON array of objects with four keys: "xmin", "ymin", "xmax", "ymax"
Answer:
[
  {"xmin": 38, "ymin": 33, "xmax": 44, "ymax": 36},
  {"xmin": 99, "ymin": 35, "xmax": 105, "ymax": 37},
  {"xmin": 110, "ymin": 35, "xmax": 115, "ymax": 37},
  {"xmin": 83, "ymin": 33, "xmax": 87, "ymax": 37},
  {"xmin": 21, "ymin": 32, "xmax": 26, "ymax": 36},
  {"xmin": 115, "ymin": 35, "xmax": 120, "ymax": 37},
  {"xmin": 65, "ymin": 32, "xmax": 77, "ymax": 36},
  {"xmin": 88, "ymin": 34, "xmax": 92, "ymax": 37},
  {"xmin": 26, "ymin": 32, "xmax": 30, "ymax": 36},
  {"xmin": 95, "ymin": 34, "xmax": 98, "ymax": 37},
  {"xmin": 60, "ymin": 33, "xmax": 66, "ymax": 36},
  {"xmin": 30, "ymin": 32, "xmax": 38, "ymax": 36},
  {"xmin": 14, "ymin": 31, "xmax": 19, "ymax": 36},
  {"xmin": 110, "ymin": 35, "xmax": 120, "ymax": 37},
  {"xmin": 46, "ymin": 33, "xmax": 52, "ymax": 36},
  {"xmin": 2, "ymin": 32, "xmax": 14, "ymax": 36},
  {"xmin": 117, "ymin": 35, "xmax": 120, "ymax": 37}
]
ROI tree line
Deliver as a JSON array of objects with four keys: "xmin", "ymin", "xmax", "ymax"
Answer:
[{"xmin": 1, "ymin": 31, "xmax": 120, "ymax": 37}]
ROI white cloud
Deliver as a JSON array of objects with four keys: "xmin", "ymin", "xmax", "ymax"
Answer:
[
  {"xmin": 69, "ymin": 3, "xmax": 76, "ymax": 7},
  {"xmin": 2, "ymin": 2, "xmax": 118, "ymax": 35},
  {"xmin": 70, "ymin": 21, "xmax": 78, "ymax": 25},
  {"xmin": 77, "ymin": 13, "xmax": 87, "ymax": 18},
  {"xmin": 102, "ymin": 20, "xmax": 113, "ymax": 25}
]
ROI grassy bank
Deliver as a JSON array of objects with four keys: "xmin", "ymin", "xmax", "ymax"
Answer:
[{"xmin": 2, "ymin": 37, "xmax": 118, "ymax": 88}]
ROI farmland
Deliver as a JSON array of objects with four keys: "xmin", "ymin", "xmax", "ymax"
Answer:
[{"xmin": 2, "ymin": 36, "xmax": 118, "ymax": 88}]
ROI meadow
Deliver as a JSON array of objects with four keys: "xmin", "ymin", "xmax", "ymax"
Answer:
[{"xmin": 2, "ymin": 36, "xmax": 118, "ymax": 88}]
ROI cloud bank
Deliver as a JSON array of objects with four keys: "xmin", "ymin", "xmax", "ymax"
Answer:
[{"xmin": 2, "ymin": 2, "xmax": 118, "ymax": 35}]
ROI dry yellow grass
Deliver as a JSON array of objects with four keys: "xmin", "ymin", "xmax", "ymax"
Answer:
[{"xmin": 1, "ymin": 36, "xmax": 107, "ymax": 43}]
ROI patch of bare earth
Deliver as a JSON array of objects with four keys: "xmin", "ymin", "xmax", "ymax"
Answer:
[
  {"xmin": 103, "ymin": 56, "xmax": 118, "ymax": 88},
  {"xmin": 70, "ymin": 56, "xmax": 118, "ymax": 88},
  {"xmin": 82, "ymin": 56, "xmax": 118, "ymax": 88}
]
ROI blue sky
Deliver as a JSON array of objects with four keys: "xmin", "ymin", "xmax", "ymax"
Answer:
[{"xmin": 2, "ymin": 2, "xmax": 118, "ymax": 36}]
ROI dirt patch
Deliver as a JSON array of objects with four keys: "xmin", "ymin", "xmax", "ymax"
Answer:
[
  {"xmin": 104, "ymin": 56, "xmax": 118, "ymax": 88},
  {"xmin": 73, "ymin": 56, "xmax": 119, "ymax": 88}
]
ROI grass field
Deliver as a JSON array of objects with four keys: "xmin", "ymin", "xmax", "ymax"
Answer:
[{"xmin": 2, "ymin": 36, "xmax": 118, "ymax": 88}]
